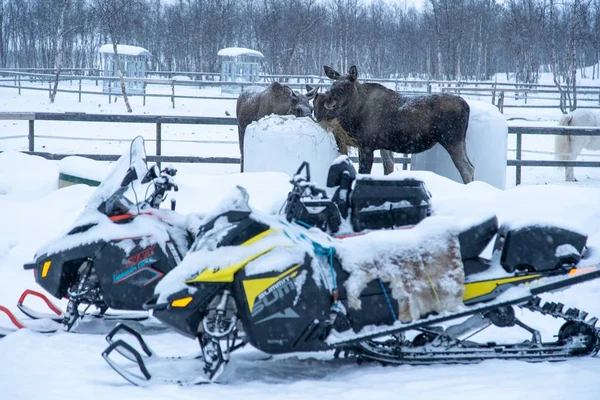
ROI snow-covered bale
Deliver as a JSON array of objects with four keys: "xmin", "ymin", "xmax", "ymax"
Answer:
[
  {"xmin": 0, "ymin": 151, "xmax": 59, "ymax": 199},
  {"xmin": 411, "ymin": 99, "xmax": 507, "ymax": 189},
  {"xmin": 58, "ymin": 156, "xmax": 111, "ymax": 188},
  {"xmin": 335, "ymin": 216, "xmax": 465, "ymax": 322},
  {"xmin": 244, "ymin": 115, "xmax": 341, "ymax": 187}
]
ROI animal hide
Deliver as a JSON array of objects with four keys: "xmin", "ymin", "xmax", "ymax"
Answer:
[{"xmin": 336, "ymin": 218, "xmax": 465, "ymax": 323}]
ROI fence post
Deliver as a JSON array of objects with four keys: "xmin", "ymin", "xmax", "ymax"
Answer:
[
  {"xmin": 427, "ymin": 82, "xmax": 431, "ymax": 94},
  {"xmin": 515, "ymin": 133, "xmax": 522, "ymax": 185},
  {"xmin": 108, "ymin": 83, "xmax": 111, "ymax": 104},
  {"xmin": 171, "ymin": 81, "xmax": 175, "ymax": 109},
  {"xmin": 403, "ymin": 153, "xmax": 409, "ymax": 170},
  {"xmin": 156, "ymin": 122, "xmax": 162, "ymax": 169},
  {"xmin": 48, "ymin": 82, "xmax": 51, "ymax": 99},
  {"xmin": 18, "ymin": 74, "xmax": 21, "ymax": 95},
  {"xmin": 28, "ymin": 120, "xmax": 35, "ymax": 151},
  {"xmin": 498, "ymin": 92, "xmax": 504, "ymax": 114},
  {"xmin": 78, "ymin": 79, "xmax": 82, "ymax": 103},
  {"xmin": 143, "ymin": 82, "xmax": 147, "ymax": 107}
]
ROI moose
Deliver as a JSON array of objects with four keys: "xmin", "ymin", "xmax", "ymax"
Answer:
[
  {"xmin": 316, "ymin": 65, "xmax": 474, "ymax": 184},
  {"xmin": 313, "ymin": 91, "xmax": 396, "ymax": 175},
  {"xmin": 236, "ymin": 82, "xmax": 317, "ymax": 172}
]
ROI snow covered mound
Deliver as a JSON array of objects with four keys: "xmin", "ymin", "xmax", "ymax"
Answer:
[
  {"xmin": 244, "ymin": 115, "xmax": 340, "ymax": 187},
  {"xmin": 0, "ymin": 151, "xmax": 59, "ymax": 200},
  {"xmin": 411, "ymin": 99, "xmax": 508, "ymax": 189},
  {"xmin": 336, "ymin": 216, "xmax": 465, "ymax": 322}
]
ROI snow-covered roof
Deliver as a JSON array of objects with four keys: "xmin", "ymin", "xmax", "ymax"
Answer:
[
  {"xmin": 217, "ymin": 47, "xmax": 264, "ymax": 58},
  {"xmin": 98, "ymin": 44, "xmax": 152, "ymax": 57}
]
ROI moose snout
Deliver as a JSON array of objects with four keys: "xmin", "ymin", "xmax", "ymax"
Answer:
[{"xmin": 296, "ymin": 105, "xmax": 312, "ymax": 117}]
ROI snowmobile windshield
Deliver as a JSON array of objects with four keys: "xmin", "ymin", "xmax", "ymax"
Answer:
[
  {"xmin": 189, "ymin": 186, "xmax": 253, "ymax": 253},
  {"xmin": 84, "ymin": 136, "xmax": 152, "ymax": 218}
]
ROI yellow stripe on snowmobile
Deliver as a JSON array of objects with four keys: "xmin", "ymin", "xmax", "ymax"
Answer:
[
  {"xmin": 242, "ymin": 228, "xmax": 277, "ymax": 246},
  {"xmin": 185, "ymin": 229, "xmax": 279, "ymax": 284},
  {"xmin": 186, "ymin": 247, "xmax": 277, "ymax": 284},
  {"xmin": 41, "ymin": 260, "xmax": 52, "ymax": 278},
  {"xmin": 242, "ymin": 264, "xmax": 301, "ymax": 312},
  {"xmin": 463, "ymin": 274, "xmax": 541, "ymax": 302}
]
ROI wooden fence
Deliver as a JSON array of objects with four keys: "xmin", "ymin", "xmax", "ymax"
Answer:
[
  {"xmin": 2, "ymin": 112, "xmax": 600, "ymax": 185},
  {"xmin": 8, "ymin": 69, "xmax": 600, "ymax": 110}
]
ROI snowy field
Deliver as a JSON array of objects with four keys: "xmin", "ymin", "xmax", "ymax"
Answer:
[{"xmin": 2, "ymin": 77, "xmax": 600, "ymax": 399}]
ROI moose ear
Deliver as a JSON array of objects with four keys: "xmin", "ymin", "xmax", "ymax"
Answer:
[
  {"xmin": 324, "ymin": 66, "xmax": 340, "ymax": 80},
  {"xmin": 285, "ymin": 85, "xmax": 296, "ymax": 97},
  {"xmin": 306, "ymin": 85, "xmax": 318, "ymax": 100},
  {"xmin": 348, "ymin": 65, "xmax": 358, "ymax": 82}
]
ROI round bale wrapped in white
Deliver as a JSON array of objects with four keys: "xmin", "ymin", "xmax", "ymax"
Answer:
[
  {"xmin": 410, "ymin": 99, "xmax": 507, "ymax": 189},
  {"xmin": 243, "ymin": 115, "xmax": 341, "ymax": 187}
]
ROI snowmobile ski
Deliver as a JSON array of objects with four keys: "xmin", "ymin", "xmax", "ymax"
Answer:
[
  {"xmin": 102, "ymin": 323, "xmax": 247, "ymax": 386},
  {"xmin": 0, "ymin": 289, "xmax": 169, "ymax": 339}
]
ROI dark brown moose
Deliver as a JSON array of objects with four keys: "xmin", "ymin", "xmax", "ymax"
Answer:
[
  {"xmin": 317, "ymin": 65, "xmax": 474, "ymax": 183},
  {"xmin": 236, "ymin": 82, "xmax": 317, "ymax": 172},
  {"xmin": 313, "ymin": 90, "xmax": 396, "ymax": 175}
]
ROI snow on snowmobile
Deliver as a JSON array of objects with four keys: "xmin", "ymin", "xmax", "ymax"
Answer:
[
  {"xmin": 102, "ymin": 162, "xmax": 600, "ymax": 386},
  {"xmin": 0, "ymin": 136, "xmax": 190, "ymax": 338}
]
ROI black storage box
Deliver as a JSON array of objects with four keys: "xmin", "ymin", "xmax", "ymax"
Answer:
[
  {"xmin": 350, "ymin": 177, "xmax": 432, "ymax": 232},
  {"xmin": 494, "ymin": 224, "xmax": 587, "ymax": 273}
]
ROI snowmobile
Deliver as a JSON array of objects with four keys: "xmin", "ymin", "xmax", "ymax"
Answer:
[
  {"xmin": 0, "ymin": 136, "xmax": 190, "ymax": 338},
  {"xmin": 102, "ymin": 164, "xmax": 600, "ymax": 386}
]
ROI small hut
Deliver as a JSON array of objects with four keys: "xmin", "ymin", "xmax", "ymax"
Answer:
[
  {"xmin": 99, "ymin": 44, "xmax": 152, "ymax": 94},
  {"xmin": 218, "ymin": 47, "xmax": 264, "ymax": 94}
]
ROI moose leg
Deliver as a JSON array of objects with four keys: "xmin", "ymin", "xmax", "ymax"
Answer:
[
  {"xmin": 238, "ymin": 126, "xmax": 245, "ymax": 173},
  {"xmin": 443, "ymin": 142, "xmax": 474, "ymax": 184},
  {"xmin": 380, "ymin": 150, "xmax": 395, "ymax": 175},
  {"xmin": 358, "ymin": 148, "xmax": 375, "ymax": 174}
]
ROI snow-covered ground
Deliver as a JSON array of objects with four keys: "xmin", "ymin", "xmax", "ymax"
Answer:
[{"xmin": 2, "ymin": 77, "xmax": 600, "ymax": 399}]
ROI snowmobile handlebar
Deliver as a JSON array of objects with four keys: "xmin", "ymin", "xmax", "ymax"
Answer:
[{"xmin": 145, "ymin": 165, "xmax": 179, "ymax": 209}]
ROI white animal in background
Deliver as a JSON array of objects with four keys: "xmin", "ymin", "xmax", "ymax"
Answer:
[{"xmin": 555, "ymin": 109, "xmax": 600, "ymax": 181}]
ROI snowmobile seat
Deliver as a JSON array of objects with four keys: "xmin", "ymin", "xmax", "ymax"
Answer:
[{"xmin": 458, "ymin": 214, "xmax": 498, "ymax": 261}]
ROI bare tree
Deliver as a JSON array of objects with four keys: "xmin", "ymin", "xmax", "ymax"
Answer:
[
  {"xmin": 93, "ymin": 0, "xmax": 141, "ymax": 113},
  {"xmin": 50, "ymin": 0, "xmax": 70, "ymax": 103}
]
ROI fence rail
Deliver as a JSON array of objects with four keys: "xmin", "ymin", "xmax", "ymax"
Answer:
[{"xmin": 2, "ymin": 112, "xmax": 600, "ymax": 185}]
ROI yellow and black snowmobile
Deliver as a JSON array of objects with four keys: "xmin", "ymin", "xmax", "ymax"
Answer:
[{"xmin": 102, "ymin": 172, "xmax": 600, "ymax": 386}]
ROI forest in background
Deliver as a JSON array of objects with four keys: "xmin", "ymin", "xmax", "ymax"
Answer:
[{"xmin": 1, "ymin": 0, "xmax": 599, "ymax": 84}]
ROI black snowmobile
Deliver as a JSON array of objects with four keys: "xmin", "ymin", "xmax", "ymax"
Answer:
[
  {"xmin": 102, "ymin": 161, "xmax": 600, "ymax": 386},
  {"xmin": 0, "ymin": 136, "xmax": 190, "ymax": 337}
]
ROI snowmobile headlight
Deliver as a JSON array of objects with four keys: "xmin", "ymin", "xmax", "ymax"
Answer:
[{"xmin": 171, "ymin": 296, "xmax": 193, "ymax": 308}]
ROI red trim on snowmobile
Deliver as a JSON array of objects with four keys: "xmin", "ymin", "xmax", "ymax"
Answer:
[
  {"xmin": 0, "ymin": 306, "xmax": 25, "ymax": 329},
  {"xmin": 17, "ymin": 289, "xmax": 63, "ymax": 317},
  {"xmin": 109, "ymin": 211, "xmax": 167, "ymax": 223},
  {"xmin": 110, "ymin": 214, "xmax": 137, "ymax": 222}
]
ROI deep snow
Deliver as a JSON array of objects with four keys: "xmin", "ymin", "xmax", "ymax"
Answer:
[{"xmin": 2, "ymin": 77, "xmax": 600, "ymax": 399}]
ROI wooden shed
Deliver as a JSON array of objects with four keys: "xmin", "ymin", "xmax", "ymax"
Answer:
[
  {"xmin": 99, "ymin": 44, "xmax": 152, "ymax": 94},
  {"xmin": 218, "ymin": 47, "xmax": 264, "ymax": 93}
]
